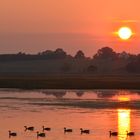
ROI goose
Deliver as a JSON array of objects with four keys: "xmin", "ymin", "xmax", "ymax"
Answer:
[
  {"xmin": 9, "ymin": 131, "xmax": 17, "ymax": 137},
  {"xmin": 126, "ymin": 131, "xmax": 135, "ymax": 136},
  {"xmin": 24, "ymin": 126, "xmax": 34, "ymax": 131},
  {"xmin": 80, "ymin": 128, "xmax": 90, "ymax": 134},
  {"xmin": 64, "ymin": 127, "xmax": 73, "ymax": 133},
  {"xmin": 42, "ymin": 126, "xmax": 51, "ymax": 131},
  {"xmin": 37, "ymin": 131, "xmax": 46, "ymax": 137},
  {"xmin": 109, "ymin": 131, "xmax": 118, "ymax": 136}
]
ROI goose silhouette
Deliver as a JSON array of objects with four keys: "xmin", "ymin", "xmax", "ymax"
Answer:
[
  {"xmin": 42, "ymin": 126, "xmax": 51, "ymax": 131},
  {"xmin": 37, "ymin": 131, "xmax": 46, "ymax": 138},
  {"xmin": 9, "ymin": 131, "xmax": 17, "ymax": 138},
  {"xmin": 126, "ymin": 131, "xmax": 135, "ymax": 136},
  {"xmin": 64, "ymin": 127, "xmax": 73, "ymax": 133},
  {"xmin": 24, "ymin": 126, "xmax": 34, "ymax": 131},
  {"xmin": 80, "ymin": 128, "xmax": 90, "ymax": 134},
  {"xmin": 109, "ymin": 131, "xmax": 118, "ymax": 136}
]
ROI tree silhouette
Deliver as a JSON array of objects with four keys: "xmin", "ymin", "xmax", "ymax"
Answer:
[
  {"xmin": 74, "ymin": 50, "xmax": 85, "ymax": 59},
  {"xmin": 54, "ymin": 48, "xmax": 67, "ymax": 59},
  {"xmin": 94, "ymin": 47, "xmax": 117, "ymax": 60}
]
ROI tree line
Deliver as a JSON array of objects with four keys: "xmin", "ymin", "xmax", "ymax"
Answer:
[{"xmin": 0, "ymin": 47, "xmax": 139, "ymax": 73}]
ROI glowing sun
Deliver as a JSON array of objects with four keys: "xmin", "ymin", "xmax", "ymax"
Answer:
[{"xmin": 118, "ymin": 27, "xmax": 132, "ymax": 40}]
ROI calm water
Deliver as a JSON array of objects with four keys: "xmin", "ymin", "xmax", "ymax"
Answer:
[{"xmin": 0, "ymin": 89, "xmax": 140, "ymax": 140}]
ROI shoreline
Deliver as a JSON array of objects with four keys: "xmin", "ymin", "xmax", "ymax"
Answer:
[{"xmin": 0, "ymin": 74, "xmax": 140, "ymax": 89}]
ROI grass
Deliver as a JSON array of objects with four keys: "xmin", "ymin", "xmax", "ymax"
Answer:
[{"xmin": 0, "ymin": 74, "xmax": 139, "ymax": 89}]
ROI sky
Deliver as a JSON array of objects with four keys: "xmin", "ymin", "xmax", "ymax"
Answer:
[{"xmin": 0, "ymin": 0, "xmax": 140, "ymax": 56}]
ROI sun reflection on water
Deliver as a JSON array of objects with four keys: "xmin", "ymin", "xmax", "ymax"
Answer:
[
  {"xmin": 118, "ymin": 96, "xmax": 130, "ymax": 101},
  {"xmin": 118, "ymin": 109, "xmax": 130, "ymax": 140}
]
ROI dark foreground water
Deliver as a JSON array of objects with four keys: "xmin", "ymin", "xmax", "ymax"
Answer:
[{"xmin": 0, "ymin": 89, "xmax": 140, "ymax": 140}]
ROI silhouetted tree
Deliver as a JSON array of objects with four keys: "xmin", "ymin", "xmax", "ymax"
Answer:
[
  {"xmin": 94, "ymin": 47, "xmax": 117, "ymax": 60},
  {"xmin": 38, "ymin": 48, "xmax": 67, "ymax": 59},
  {"xmin": 126, "ymin": 55, "xmax": 140, "ymax": 73},
  {"xmin": 54, "ymin": 48, "xmax": 67, "ymax": 59},
  {"xmin": 74, "ymin": 50, "xmax": 85, "ymax": 59},
  {"xmin": 38, "ymin": 50, "xmax": 53, "ymax": 55}
]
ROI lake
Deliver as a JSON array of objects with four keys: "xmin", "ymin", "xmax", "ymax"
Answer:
[{"xmin": 0, "ymin": 89, "xmax": 140, "ymax": 140}]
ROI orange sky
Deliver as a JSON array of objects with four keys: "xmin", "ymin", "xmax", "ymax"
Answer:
[{"xmin": 0, "ymin": 0, "xmax": 140, "ymax": 56}]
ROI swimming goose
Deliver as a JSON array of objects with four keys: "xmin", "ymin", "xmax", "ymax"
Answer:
[
  {"xmin": 109, "ymin": 131, "xmax": 118, "ymax": 136},
  {"xmin": 80, "ymin": 128, "xmax": 90, "ymax": 134},
  {"xmin": 64, "ymin": 127, "xmax": 73, "ymax": 133},
  {"xmin": 42, "ymin": 126, "xmax": 51, "ymax": 131},
  {"xmin": 37, "ymin": 131, "xmax": 46, "ymax": 137},
  {"xmin": 126, "ymin": 131, "xmax": 135, "ymax": 136},
  {"xmin": 9, "ymin": 131, "xmax": 17, "ymax": 137},
  {"xmin": 24, "ymin": 126, "xmax": 34, "ymax": 131}
]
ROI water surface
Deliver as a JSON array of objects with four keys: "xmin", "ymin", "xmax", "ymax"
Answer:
[{"xmin": 0, "ymin": 89, "xmax": 140, "ymax": 140}]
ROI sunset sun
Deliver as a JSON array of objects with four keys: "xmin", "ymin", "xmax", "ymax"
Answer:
[{"xmin": 118, "ymin": 27, "xmax": 133, "ymax": 40}]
